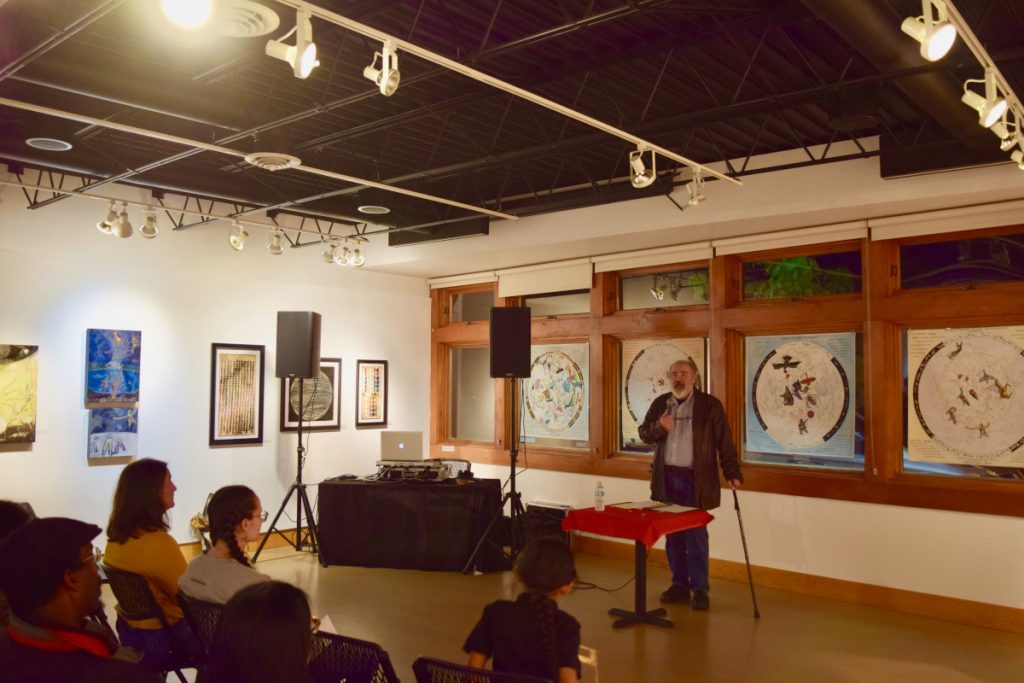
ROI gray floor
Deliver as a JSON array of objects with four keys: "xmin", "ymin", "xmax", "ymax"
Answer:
[{"xmin": 105, "ymin": 547, "xmax": 1023, "ymax": 682}]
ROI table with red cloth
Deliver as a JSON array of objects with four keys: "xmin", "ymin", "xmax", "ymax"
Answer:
[{"xmin": 562, "ymin": 505, "xmax": 714, "ymax": 628}]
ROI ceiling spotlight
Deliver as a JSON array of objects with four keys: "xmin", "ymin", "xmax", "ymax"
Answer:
[
  {"xmin": 334, "ymin": 246, "xmax": 352, "ymax": 266},
  {"xmin": 160, "ymin": 0, "xmax": 213, "ymax": 29},
  {"xmin": 962, "ymin": 69, "xmax": 1007, "ymax": 129},
  {"xmin": 229, "ymin": 221, "xmax": 248, "ymax": 251},
  {"xmin": 687, "ymin": 170, "xmax": 706, "ymax": 206},
  {"xmin": 901, "ymin": 0, "xmax": 957, "ymax": 62},
  {"xmin": 113, "ymin": 205, "xmax": 133, "ymax": 239},
  {"xmin": 363, "ymin": 41, "xmax": 400, "ymax": 96},
  {"xmin": 139, "ymin": 207, "xmax": 159, "ymax": 239},
  {"xmin": 350, "ymin": 247, "xmax": 365, "ymax": 268},
  {"xmin": 1003, "ymin": 133, "xmax": 1023, "ymax": 154},
  {"xmin": 267, "ymin": 228, "xmax": 285, "ymax": 255},
  {"xmin": 629, "ymin": 147, "xmax": 656, "ymax": 189},
  {"xmin": 321, "ymin": 241, "xmax": 338, "ymax": 263},
  {"xmin": 96, "ymin": 201, "xmax": 116, "ymax": 235},
  {"xmin": 1012, "ymin": 150, "xmax": 1024, "ymax": 170},
  {"xmin": 265, "ymin": 8, "xmax": 319, "ymax": 79}
]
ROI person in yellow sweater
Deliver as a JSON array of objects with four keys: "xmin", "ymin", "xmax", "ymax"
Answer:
[{"xmin": 104, "ymin": 458, "xmax": 198, "ymax": 671}]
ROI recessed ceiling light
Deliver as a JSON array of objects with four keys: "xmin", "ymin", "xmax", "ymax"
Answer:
[
  {"xmin": 357, "ymin": 204, "xmax": 390, "ymax": 215},
  {"xmin": 215, "ymin": 0, "xmax": 280, "ymax": 38},
  {"xmin": 26, "ymin": 137, "xmax": 72, "ymax": 152}
]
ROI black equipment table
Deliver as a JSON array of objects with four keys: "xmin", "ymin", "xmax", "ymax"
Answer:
[{"xmin": 317, "ymin": 478, "xmax": 507, "ymax": 571}]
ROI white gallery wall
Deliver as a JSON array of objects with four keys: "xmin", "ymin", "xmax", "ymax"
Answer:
[{"xmin": 0, "ymin": 184, "xmax": 431, "ymax": 544}]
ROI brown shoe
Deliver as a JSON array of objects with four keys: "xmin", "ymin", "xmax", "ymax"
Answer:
[
  {"xmin": 691, "ymin": 590, "xmax": 710, "ymax": 610},
  {"xmin": 660, "ymin": 585, "xmax": 690, "ymax": 604}
]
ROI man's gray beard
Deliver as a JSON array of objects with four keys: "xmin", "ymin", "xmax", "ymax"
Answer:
[{"xmin": 672, "ymin": 387, "xmax": 691, "ymax": 399}]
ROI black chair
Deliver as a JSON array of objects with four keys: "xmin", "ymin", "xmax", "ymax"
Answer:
[
  {"xmin": 412, "ymin": 657, "xmax": 552, "ymax": 683},
  {"xmin": 308, "ymin": 631, "xmax": 401, "ymax": 683},
  {"xmin": 178, "ymin": 591, "xmax": 224, "ymax": 656},
  {"xmin": 102, "ymin": 564, "xmax": 191, "ymax": 683}
]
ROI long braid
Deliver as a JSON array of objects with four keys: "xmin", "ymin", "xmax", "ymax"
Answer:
[
  {"xmin": 207, "ymin": 485, "xmax": 257, "ymax": 568},
  {"xmin": 515, "ymin": 537, "xmax": 578, "ymax": 679},
  {"xmin": 522, "ymin": 589, "xmax": 560, "ymax": 678}
]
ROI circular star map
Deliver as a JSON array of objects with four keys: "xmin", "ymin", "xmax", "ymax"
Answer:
[{"xmin": 526, "ymin": 350, "xmax": 585, "ymax": 432}]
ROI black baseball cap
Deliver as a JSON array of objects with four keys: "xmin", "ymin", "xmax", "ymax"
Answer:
[{"xmin": 0, "ymin": 517, "xmax": 101, "ymax": 615}]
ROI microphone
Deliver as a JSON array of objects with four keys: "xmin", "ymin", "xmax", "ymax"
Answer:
[{"xmin": 665, "ymin": 395, "xmax": 678, "ymax": 411}]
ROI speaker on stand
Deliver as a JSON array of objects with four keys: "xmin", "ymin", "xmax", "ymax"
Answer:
[
  {"xmin": 253, "ymin": 311, "xmax": 322, "ymax": 563},
  {"xmin": 464, "ymin": 307, "xmax": 531, "ymax": 573}
]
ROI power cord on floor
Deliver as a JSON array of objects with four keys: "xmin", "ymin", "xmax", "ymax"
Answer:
[{"xmin": 574, "ymin": 575, "xmax": 636, "ymax": 593}]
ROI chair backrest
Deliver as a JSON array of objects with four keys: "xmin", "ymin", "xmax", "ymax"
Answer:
[
  {"xmin": 178, "ymin": 591, "xmax": 224, "ymax": 654},
  {"xmin": 102, "ymin": 564, "xmax": 170, "ymax": 626},
  {"xmin": 411, "ymin": 657, "xmax": 552, "ymax": 683},
  {"xmin": 309, "ymin": 631, "xmax": 402, "ymax": 683}
]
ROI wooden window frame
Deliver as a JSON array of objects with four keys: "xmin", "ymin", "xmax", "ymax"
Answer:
[{"xmin": 430, "ymin": 236, "xmax": 1024, "ymax": 517}]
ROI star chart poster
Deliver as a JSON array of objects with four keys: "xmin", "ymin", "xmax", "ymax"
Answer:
[
  {"xmin": 908, "ymin": 326, "xmax": 1024, "ymax": 467},
  {"xmin": 745, "ymin": 332, "xmax": 855, "ymax": 458},
  {"xmin": 620, "ymin": 338, "xmax": 706, "ymax": 449},
  {"xmin": 521, "ymin": 343, "xmax": 589, "ymax": 447}
]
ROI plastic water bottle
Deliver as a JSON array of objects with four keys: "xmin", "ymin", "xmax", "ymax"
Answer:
[{"xmin": 594, "ymin": 481, "xmax": 606, "ymax": 512}]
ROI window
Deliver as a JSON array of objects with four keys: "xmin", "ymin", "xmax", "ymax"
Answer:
[
  {"xmin": 900, "ymin": 231, "xmax": 1024, "ymax": 290},
  {"xmin": 742, "ymin": 250, "xmax": 862, "ymax": 300},
  {"xmin": 448, "ymin": 347, "xmax": 494, "ymax": 442},
  {"xmin": 450, "ymin": 290, "xmax": 493, "ymax": 323},
  {"xmin": 523, "ymin": 290, "xmax": 590, "ymax": 316},
  {"xmin": 621, "ymin": 268, "xmax": 709, "ymax": 309}
]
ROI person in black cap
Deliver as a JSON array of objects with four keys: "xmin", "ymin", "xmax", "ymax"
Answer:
[{"xmin": 0, "ymin": 517, "xmax": 162, "ymax": 682}]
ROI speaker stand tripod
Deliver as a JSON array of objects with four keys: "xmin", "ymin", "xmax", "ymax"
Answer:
[
  {"xmin": 463, "ymin": 376, "xmax": 526, "ymax": 574},
  {"xmin": 253, "ymin": 377, "xmax": 319, "ymax": 562}
]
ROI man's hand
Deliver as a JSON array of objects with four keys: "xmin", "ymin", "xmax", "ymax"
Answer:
[
  {"xmin": 659, "ymin": 412, "xmax": 674, "ymax": 432},
  {"xmin": 728, "ymin": 479, "xmax": 742, "ymax": 489}
]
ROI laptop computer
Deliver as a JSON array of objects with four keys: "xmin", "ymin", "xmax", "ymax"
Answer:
[{"xmin": 380, "ymin": 431, "xmax": 425, "ymax": 461}]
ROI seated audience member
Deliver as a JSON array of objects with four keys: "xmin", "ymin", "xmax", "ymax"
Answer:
[
  {"xmin": 103, "ymin": 458, "xmax": 198, "ymax": 670},
  {"xmin": 197, "ymin": 580, "xmax": 313, "ymax": 683},
  {"xmin": 0, "ymin": 517, "xmax": 162, "ymax": 682},
  {"xmin": 179, "ymin": 485, "xmax": 270, "ymax": 603},
  {"xmin": 465, "ymin": 537, "xmax": 582, "ymax": 683},
  {"xmin": 0, "ymin": 499, "xmax": 34, "ymax": 629}
]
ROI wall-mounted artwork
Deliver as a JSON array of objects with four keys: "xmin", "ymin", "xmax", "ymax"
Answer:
[
  {"xmin": 86, "ymin": 329, "xmax": 141, "ymax": 405},
  {"xmin": 521, "ymin": 343, "xmax": 589, "ymax": 450},
  {"xmin": 281, "ymin": 358, "xmax": 341, "ymax": 432},
  {"xmin": 209, "ymin": 343, "xmax": 265, "ymax": 446},
  {"xmin": 88, "ymin": 408, "xmax": 137, "ymax": 460},
  {"xmin": 0, "ymin": 345, "xmax": 38, "ymax": 444},
  {"xmin": 356, "ymin": 360, "xmax": 388, "ymax": 427},
  {"xmin": 908, "ymin": 325, "xmax": 1024, "ymax": 467}
]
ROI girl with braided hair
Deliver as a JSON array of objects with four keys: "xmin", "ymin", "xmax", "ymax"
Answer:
[
  {"xmin": 179, "ymin": 485, "xmax": 270, "ymax": 604},
  {"xmin": 464, "ymin": 537, "xmax": 582, "ymax": 682}
]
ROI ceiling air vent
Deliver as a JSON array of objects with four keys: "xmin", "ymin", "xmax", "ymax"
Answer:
[
  {"xmin": 243, "ymin": 152, "xmax": 301, "ymax": 172},
  {"xmin": 214, "ymin": 0, "xmax": 280, "ymax": 38}
]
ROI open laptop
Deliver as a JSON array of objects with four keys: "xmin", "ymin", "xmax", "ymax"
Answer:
[{"xmin": 380, "ymin": 431, "xmax": 424, "ymax": 461}]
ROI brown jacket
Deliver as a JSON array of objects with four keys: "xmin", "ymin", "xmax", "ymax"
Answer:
[{"xmin": 638, "ymin": 389, "xmax": 742, "ymax": 510}]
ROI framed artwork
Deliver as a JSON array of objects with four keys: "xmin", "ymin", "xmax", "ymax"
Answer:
[
  {"xmin": 209, "ymin": 343, "xmax": 265, "ymax": 446},
  {"xmin": 86, "ymin": 329, "xmax": 141, "ymax": 405},
  {"xmin": 88, "ymin": 407, "xmax": 137, "ymax": 461},
  {"xmin": 280, "ymin": 358, "xmax": 342, "ymax": 432},
  {"xmin": 0, "ymin": 345, "xmax": 39, "ymax": 444},
  {"xmin": 520, "ymin": 343, "xmax": 589, "ymax": 450},
  {"xmin": 356, "ymin": 359, "xmax": 388, "ymax": 427}
]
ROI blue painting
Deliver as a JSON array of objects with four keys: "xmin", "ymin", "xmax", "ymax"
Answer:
[
  {"xmin": 88, "ymin": 407, "xmax": 138, "ymax": 459},
  {"xmin": 86, "ymin": 329, "xmax": 141, "ymax": 404}
]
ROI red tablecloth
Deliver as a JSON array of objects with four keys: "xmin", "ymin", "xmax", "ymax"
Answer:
[{"xmin": 562, "ymin": 506, "xmax": 714, "ymax": 548}]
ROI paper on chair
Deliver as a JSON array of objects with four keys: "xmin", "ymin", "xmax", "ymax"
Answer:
[{"xmin": 318, "ymin": 614, "xmax": 337, "ymax": 634}]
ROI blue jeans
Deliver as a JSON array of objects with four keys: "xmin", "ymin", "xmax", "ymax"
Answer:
[
  {"xmin": 664, "ymin": 467, "xmax": 709, "ymax": 592},
  {"xmin": 116, "ymin": 616, "xmax": 200, "ymax": 672}
]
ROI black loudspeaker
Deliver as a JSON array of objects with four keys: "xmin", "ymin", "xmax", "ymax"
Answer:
[
  {"xmin": 276, "ymin": 311, "xmax": 321, "ymax": 379},
  {"xmin": 490, "ymin": 307, "xmax": 531, "ymax": 378}
]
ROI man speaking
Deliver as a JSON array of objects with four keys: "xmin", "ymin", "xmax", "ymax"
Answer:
[{"xmin": 638, "ymin": 358, "xmax": 742, "ymax": 611}]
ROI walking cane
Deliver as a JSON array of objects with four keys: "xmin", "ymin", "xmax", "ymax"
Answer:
[{"xmin": 731, "ymin": 483, "xmax": 760, "ymax": 619}]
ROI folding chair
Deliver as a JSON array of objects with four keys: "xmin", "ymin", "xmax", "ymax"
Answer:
[
  {"xmin": 412, "ymin": 657, "xmax": 552, "ymax": 683},
  {"xmin": 308, "ymin": 630, "xmax": 402, "ymax": 683},
  {"xmin": 102, "ymin": 564, "xmax": 192, "ymax": 683},
  {"xmin": 178, "ymin": 591, "xmax": 224, "ymax": 656}
]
